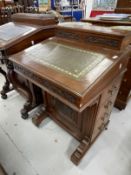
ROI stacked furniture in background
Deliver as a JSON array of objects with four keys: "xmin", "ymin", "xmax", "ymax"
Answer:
[
  {"xmin": 8, "ymin": 22, "xmax": 131, "ymax": 165},
  {"xmin": 0, "ymin": 13, "xmax": 58, "ymax": 118},
  {"xmin": 115, "ymin": 0, "xmax": 131, "ymax": 14}
]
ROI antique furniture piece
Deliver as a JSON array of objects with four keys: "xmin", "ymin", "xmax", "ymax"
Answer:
[
  {"xmin": 81, "ymin": 17, "xmax": 131, "ymax": 27},
  {"xmin": 81, "ymin": 0, "xmax": 131, "ymax": 110},
  {"xmin": 115, "ymin": 0, "xmax": 131, "ymax": 14},
  {"xmin": 81, "ymin": 13, "xmax": 131, "ymax": 110},
  {"xmin": 0, "ymin": 13, "xmax": 58, "ymax": 118},
  {"xmin": 9, "ymin": 22, "xmax": 131, "ymax": 165},
  {"xmin": 11, "ymin": 13, "xmax": 58, "ymax": 25}
]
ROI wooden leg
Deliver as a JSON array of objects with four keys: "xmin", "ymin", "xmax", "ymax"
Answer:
[
  {"xmin": 21, "ymin": 101, "xmax": 31, "ymax": 119},
  {"xmin": 32, "ymin": 107, "xmax": 48, "ymax": 126},
  {"xmin": 114, "ymin": 58, "xmax": 131, "ymax": 110},
  {"xmin": 7, "ymin": 62, "xmax": 35, "ymax": 119},
  {"xmin": 32, "ymin": 92, "xmax": 48, "ymax": 126},
  {"xmin": 71, "ymin": 136, "xmax": 90, "ymax": 165},
  {"xmin": 0, "ymin": 59, "xmax": 4, "ymax": 64},
  {"xmin": 0, "ymin": 67, "xmax": 11, "ymax": 99},
  {"xmin": 115, "ymin": 97, "xmax": 129, "ymax": 110},
  {"xmin": 71, "ymin": 119, "xmax": 110, "ymax": 165}
]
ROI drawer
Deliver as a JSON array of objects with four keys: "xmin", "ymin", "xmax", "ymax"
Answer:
[
  {"xmin": 100, "ymin": 76, "xmax": 122, "ymax": 106},
  {"xmin": 92, "ymin": 75, "xmax": 122, "ymax": 141},
  {"xmin": 92, "ymin": 121, "xmax": 106, "ymax": 141}
]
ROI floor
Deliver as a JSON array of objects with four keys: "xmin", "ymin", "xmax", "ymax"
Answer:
[{"xmin": 0, "ymin": 68, "xmax": 131, "ymax": 175}]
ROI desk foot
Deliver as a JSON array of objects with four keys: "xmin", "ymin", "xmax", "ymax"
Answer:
[
  {"xmin": 71, "ymin": 136, "xmax": 90, "ymax": 165},
  {"xmin": 0, "ymin": 59, "xmax": 4, "ymax": 64},
  {"xmin": 1, "ymin": 83, "xmax": 12, "ymax": 99},
  {"xmin": 21, "ymin": 101, "xmax": 31, "ymax": 119},
  {"xmin": 114, "ymin": 99, "xmax": 127, "ymax": 110},
  {"xmin": 32, "ymin": 109, "xmax": 48, "ymax": 126},
  {"xmin": 1, "ymin": 92, "xmax": 8, "ymax": 99}
]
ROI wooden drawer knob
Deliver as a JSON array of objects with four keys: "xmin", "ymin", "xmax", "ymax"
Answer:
[{"xmin": 104, "ymin": 101, "xmax": 112, "ymax": 109}]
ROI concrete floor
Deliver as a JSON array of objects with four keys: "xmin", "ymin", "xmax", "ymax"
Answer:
[{"xmin": 0, "ymin": 68, "xmax": 131, "ymax": 175}]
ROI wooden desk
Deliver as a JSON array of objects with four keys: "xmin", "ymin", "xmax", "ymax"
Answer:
[
  {"xmin": 0, "ymin": 14, "xmax": 57, "ymax": 117},
  {"xmin": 81, "ymin": 18, "xmax": 131, "ymax": 110},
  {"xmin": 9, "ymin": 22, "xmax": 131, "ymax": 165},
  {"xmin": 81, "ymin": 18, "xmax": 131, "ymax": 26},
  {"xmin": 11, "ymin": 13, "xmax": 58, "ymax": 26},
  {"xmin": 115, "ymin": 0, "xmax": 131, "ymax": 14}
]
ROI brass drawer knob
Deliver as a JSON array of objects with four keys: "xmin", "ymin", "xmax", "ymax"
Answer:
[
  {"xmin": 104, "ymin": 101, "xmax": 112, "ymax": 108},
  {"xmin": 101, "ymin": 113, "xmax": 109, "ymax": 121},
  {"xmin": 98, "ymin": 123, "xmax": 105, "ymax": 131},
  {"xmin": 108, "ymin": 89, "xmax": 113, "ymax": 95}
]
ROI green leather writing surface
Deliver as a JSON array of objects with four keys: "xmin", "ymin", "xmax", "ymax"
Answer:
[
  {"xmin": 27, "ymin": 41, "xmax": 104, "ymax": 78},
  {"xmin": 0, "ymin": 23, "xmax": 35, "ymax": 41},
  {"xmin": 111, "ymin": 26, "xmax": 131, "ymax": 31}
]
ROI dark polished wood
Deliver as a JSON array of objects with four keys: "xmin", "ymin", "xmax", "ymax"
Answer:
[
  {"xmin": 115, "ymin": 0, "xmax": 131, "ymax": 14},
  {"xmin": 9, "ymin": 22, "xmax": 131, "ymax": 165},
  {"xmin": 11, "ymin": 13, "xmax": 58, "ymax": 26},
  {"xmin": 0, "ymin": 13, "xmax": 57, "ymax": 117},
  {"xmin": 0, "ymin": 66, "xmax": 11, "ymax": 99}
]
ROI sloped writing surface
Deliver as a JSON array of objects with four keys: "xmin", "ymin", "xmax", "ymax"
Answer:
[
  {"xmin": 0, "ymin": 23, "xmax": 35, "ymax": 41},
  {"xmin": 26, "ymin": 41, "xmax": 104, "ymax": 78}
]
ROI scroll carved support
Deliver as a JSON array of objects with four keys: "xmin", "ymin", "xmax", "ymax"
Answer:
[
  {"xmin": 32, "ymin": 93, "xmax": 48, "ymax": 126},
  {"xmin": 0, "ymin": 67, "xmax": 11, "ymax": 99},
  {"xmin": 71, "ymin": 136, "xmax": 90, "ymax": 165},
  {"xmin": 0, "ymin": 50, "xmax": 13, "ymax": 99},
  {"xmin": 32, "ymin": 108, "xmax": 48, "ymax": 126},
  {"xmin": 7, "ymin": 62, "xmax": 34, "ymax": 119}
]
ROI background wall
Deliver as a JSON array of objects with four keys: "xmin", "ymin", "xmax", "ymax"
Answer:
[
  {"xmin": 85, "ymin": 0, "xmax": 94, "ymax": 18},
  {"xmin": 86, "ymin": 0, "xmax": 117, "ymax": 17}
]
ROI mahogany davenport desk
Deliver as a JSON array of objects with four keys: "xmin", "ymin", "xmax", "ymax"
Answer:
[
  {"xmin": 81, "ymin": 18, "xmax": 131, "ymax": 110},
  {"xmin": 81, "ymin": 17, "xmax": 131, "ymax": 27},
  {"xmin": 9, "ymin": 22, "xmax": 131, "ymax": 165},
  {"xmin": 0, "ymin": 14, "xmax": 58, "ymax": 117}
]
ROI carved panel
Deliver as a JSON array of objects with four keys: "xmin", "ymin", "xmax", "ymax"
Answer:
[
  {"xmin": 84, "ymin": 36, "xmax": 120, "ymax": 48},
  {"xmin": 56, "ymin": 31, "xmax": 80, "ymax": 41},
  {"xmin": 13, "ymin": 63, "xmax": 78, "ymax": 104},
  {"xmin": 56, "ymin": 30, "xmax": 120, "ymax": 49}
]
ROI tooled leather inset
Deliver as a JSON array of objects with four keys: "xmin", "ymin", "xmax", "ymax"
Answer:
[{"xmin": 25, "ymin": 41, "xmax": 104, "ymax": 79}]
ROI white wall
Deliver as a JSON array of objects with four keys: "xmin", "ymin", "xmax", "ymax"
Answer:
[{"xmin": 85, "ymin": 0, "xmax": 94, "ymax": 18}]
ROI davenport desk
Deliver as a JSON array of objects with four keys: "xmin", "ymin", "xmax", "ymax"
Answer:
[
  {"xmin": 0, "ymin": 13, "xmax": 58, "ymax": 117},
  {"xmin": 81, "ymin": 17, "xmax": 131, "ymax": 27},
  {"xmin": 9, "ymin": 22, "xmax": 131, "ymax": 165},
  {"xmin": 81, "ymin": 11, "xmax": 131, "ymax": 110}
]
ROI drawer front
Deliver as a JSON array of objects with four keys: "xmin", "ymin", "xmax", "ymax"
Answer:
[{"xmin": 92, "ymin": 75, "xmax": 122, "ymax": 141}]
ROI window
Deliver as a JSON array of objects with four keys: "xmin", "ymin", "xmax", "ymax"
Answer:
[{"xmin": 93, "ymin": 0, "xmax": 117, "ymax": 11}]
